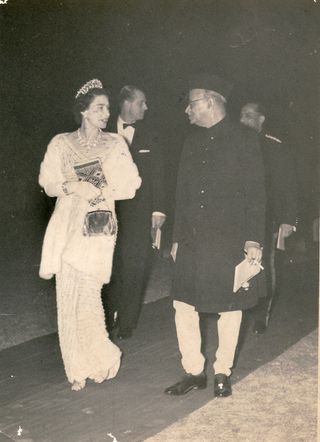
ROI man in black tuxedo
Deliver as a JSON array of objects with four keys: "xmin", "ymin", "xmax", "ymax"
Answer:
[
  {"xmin": 240, "ymin": 102, "xmax": 298, "ymax": 334},
  {"xmin": 102, "ymin": 85, "xmax": 166, "ymax": 339}
]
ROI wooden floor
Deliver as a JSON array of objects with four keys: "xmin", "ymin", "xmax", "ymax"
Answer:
[{"xmin": 0, "ymin": 258, "xmax": 318, "ymax": 442}]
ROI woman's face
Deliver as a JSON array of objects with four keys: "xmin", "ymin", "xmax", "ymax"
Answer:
[{"xmin": 82, "ymin": 94, "xmax": 110, "ymax": 129}]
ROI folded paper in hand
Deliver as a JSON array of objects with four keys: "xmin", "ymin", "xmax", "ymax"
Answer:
[
  {"xmin": 276, "ymin": 225, "xmax": 285, "ymax": 251},
  {"xmin": 151, "ymin": 227, "xmax": 161, "ymax": 250},
  {"xmin": 233, "ymin": 259, "xmax": 261, "ymax": 293}
]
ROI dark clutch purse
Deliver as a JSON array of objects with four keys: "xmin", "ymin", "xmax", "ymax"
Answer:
[{"xmin": 83, "ymin": 209, "xmax": 117, "ymax": 237}]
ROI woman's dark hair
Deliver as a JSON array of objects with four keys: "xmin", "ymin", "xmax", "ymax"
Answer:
[{"xmin": 73, "ymin": 88, "xmax": 109, "ymax": 125}]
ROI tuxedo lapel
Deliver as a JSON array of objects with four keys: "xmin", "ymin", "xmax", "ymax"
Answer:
[
  {"xmin": 130, "ymin": 124, "xmax": 141, "ymax": 152},
  {"xmin": 107, "ymin": 115, "xmax": 144, "ymax": 158}
]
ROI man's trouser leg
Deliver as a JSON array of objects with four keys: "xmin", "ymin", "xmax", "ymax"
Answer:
[
  {"xmin": 101, "ymin": 244, "xmax": 122, "ymax": 328},
  {"xmin": 101, "ymin": 227, "xmax": 152, "ymax": 332},
  {"xmin": 213, "ymin": 310, "xmax": 242, "ymax": 376},
  {"xmin": 173, "ymin": 300, "xmax": 205, "ymax": 376},
  {"xmin": 118, "ymin": 248, "xmax": 151, "ymax": 331}
]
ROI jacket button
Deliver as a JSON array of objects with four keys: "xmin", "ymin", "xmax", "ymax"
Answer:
[
  {"xmin": 200, "ymin": 204, "xmax": 205, "ymax": 209},
  {"xmin": 200, "ymin": 189, "xmax": 205, "ymax": 194},
  {"xmin": 202, "ymin": 160, "xmax": 206, "ymax": 164}
]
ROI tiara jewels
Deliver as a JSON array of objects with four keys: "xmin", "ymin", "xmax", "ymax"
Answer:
[{"xmin": 75, "ymin": 79, "xmax": 103, "ymax": 99}]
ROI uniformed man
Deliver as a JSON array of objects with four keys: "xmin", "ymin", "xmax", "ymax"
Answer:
[
  {"xmin": 240, "ymin": 102, "xmax": 298, "ymax": 334},
  {"xmin": 165, "ymin": 75, "xmax": 266, "ymax": 398}
]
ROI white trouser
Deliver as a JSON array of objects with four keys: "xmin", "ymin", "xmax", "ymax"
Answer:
[{"xmin": 173, "ymin": 300, "xmax": 242, "ymax": 377}]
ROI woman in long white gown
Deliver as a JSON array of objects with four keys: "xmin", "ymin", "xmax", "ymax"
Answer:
[{"xmin": 39, "ymin": 79, "xmax": 141, "ymax": 391}]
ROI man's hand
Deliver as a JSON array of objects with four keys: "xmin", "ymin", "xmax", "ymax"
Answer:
[
  {"xmin": 152, "ymin": 213, "xmax": 166, "ymax": 229},
  {"xmin": 244, "ymin": 241, "xmax": 263, "ymax": 265},
  {"xmin": 280, "ymin": 223, "xmax": 295, "ymax": 238},
  {"xmin": 245, "ymin": 246, "xmax": 263, "ymax": 264}
]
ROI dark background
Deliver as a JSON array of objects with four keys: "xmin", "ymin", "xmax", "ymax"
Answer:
[
  {"xmin": 0, "ymin": 6, "xmax": 318, "ymax": 441},
  {"xmin": 0, "ymin": 0, "xmax": 318, "ymax": 341}
]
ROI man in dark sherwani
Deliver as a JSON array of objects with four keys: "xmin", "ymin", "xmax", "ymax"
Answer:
[
  {"xmin": 240, "ymin": 102, "xmax": 298, "ymax": 334},
  {"xmin": 101, "ymin": 86, "xmax": 166, "ymax": 340},
  {"xmin": 165, "ymin": 74, "xmax": 266, "ymax": 398}
]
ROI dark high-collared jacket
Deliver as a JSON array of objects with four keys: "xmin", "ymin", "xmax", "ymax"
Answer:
[{"xmin": 172, "ymin": 116, "xmax": 266, "ymax": 313}]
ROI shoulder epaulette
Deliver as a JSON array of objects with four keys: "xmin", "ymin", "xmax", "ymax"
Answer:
[{"xmin": 265, "ymin": 134, "xmax": 282, "ymax": 143}]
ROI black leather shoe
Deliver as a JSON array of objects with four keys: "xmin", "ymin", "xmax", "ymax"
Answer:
[
  {"xmin": 164, "ymin": 372, "xmax": 207, "ymax": 395},
  {"xmin": 253, "ymin": 320, "xmax": 267, "ymax": 335},
  {"xmin": 214, "ymin": 373, "xmax": 232, "ymax": 397}
]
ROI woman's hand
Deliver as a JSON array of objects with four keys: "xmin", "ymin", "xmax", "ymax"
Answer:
[{"xmin": 67, "ymin": 181, "xmax": 101, "ymax": 201}]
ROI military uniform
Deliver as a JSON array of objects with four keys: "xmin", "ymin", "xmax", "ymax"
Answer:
[
  {"xmin": 261, "ymin": 133, "xmax": 297, "ymax": 230},
  {"xmin": 252, "ymin": 132, "xmax": 298, "ymax": 328}
]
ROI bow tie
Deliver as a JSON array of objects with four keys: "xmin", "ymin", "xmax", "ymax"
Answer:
[{"xmin": 123, "ymin": 122, "xmax": 136, "ymax": 129}]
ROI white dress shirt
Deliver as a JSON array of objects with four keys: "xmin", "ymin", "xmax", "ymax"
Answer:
[
  {"xmin": 117, "ymin": 116, "xmax": 166, "ymax": 225},
  {"xmin": 117, "ymin": 116, "xmax": 135, "ymax": 146}
]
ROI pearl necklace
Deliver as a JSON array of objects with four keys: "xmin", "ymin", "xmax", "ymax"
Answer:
[{"xmin": 77, "ymin": 128, "xmax": 102, "ymax": 151}]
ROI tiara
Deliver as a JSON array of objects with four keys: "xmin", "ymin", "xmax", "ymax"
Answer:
[{"xmin": 75, "ymin": 79, "xmax": 103, "ymax": 99}]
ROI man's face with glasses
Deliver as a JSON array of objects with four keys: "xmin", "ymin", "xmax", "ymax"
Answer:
[{"xmin": 185, "ymin": 89, "xmax": 211, "ymax": 127}]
